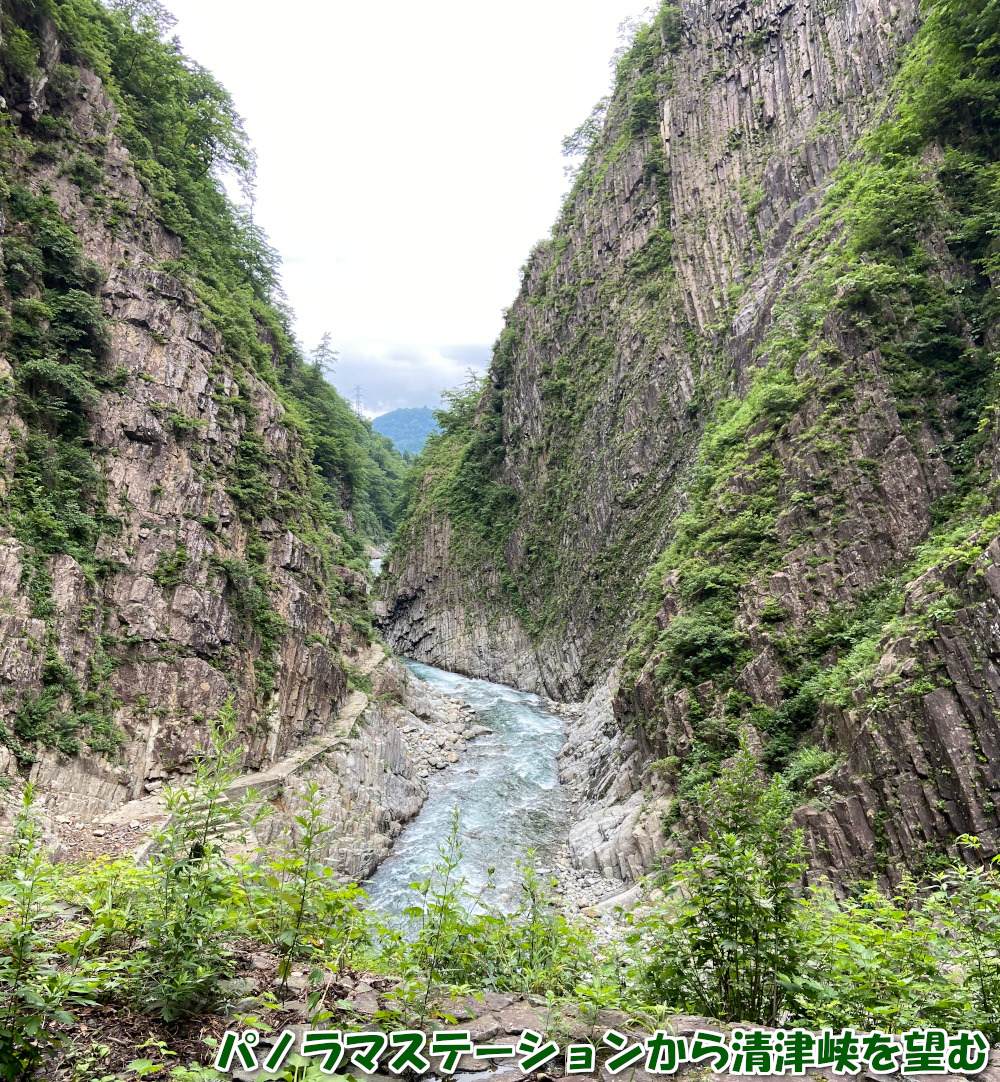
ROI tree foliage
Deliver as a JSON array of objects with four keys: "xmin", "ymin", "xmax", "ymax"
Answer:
[{"xmin": 0, "ymin": 0, "xmax": 406, "ymax": 544}]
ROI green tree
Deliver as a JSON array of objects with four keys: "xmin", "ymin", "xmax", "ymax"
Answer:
[
  {"xmin": 142, "ymin": 700, "xmax": 263, "ymax": 1020},
  {"xmin": 310, "ymin": 332, "xmax": 338, "ymax": 378},
  {"xmin": 629, "ymin": 741, "xmax": 806, "ymax": 1024}
]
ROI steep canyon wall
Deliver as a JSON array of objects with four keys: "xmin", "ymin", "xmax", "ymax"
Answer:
[
  {"xmin": 384, "ymin": 0, "xmax": 1000, "ymax": 883},
  {"xmin": 0, "ymin": 4, "xmax": 403, "ymax": 832}
]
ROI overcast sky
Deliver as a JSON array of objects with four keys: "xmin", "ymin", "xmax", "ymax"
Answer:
[{"xmin": 163, "ymin": 0, "xmax": 648, "ymax": 415}]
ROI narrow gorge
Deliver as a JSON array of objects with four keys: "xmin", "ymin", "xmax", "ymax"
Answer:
[
  {"xmin": 4, "ymin": 0, "xmax": 1000, "ymax": 1073},
  {"xmin": 382, "ymin": 0, "xmax": 1000, "ymax": 888}
]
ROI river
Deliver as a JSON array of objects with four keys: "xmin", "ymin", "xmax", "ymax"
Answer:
[{"xmin": 365, "ymin": 659, "xmax": 571, "ymax": 917}]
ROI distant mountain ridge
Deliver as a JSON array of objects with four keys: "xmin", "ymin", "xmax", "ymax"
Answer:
[{"xmin": 372, "ymin": 406, "xmax": 439, "ymax": 455}]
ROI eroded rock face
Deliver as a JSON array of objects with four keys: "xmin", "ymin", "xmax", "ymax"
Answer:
[
  {"xmin": 558, "ymin": 676, "xmax": 670, "ymax": 883},
  {"xmin": 383, "ymin": 0, "xmax": 1000, "ymax": 885},
  {"xmin": 0, "ymin": 52, "xmax": 366, "ymax": 817},
  {"xmin": 791, "ymin": 537, "xmax": 1000, "ymax": 881},
  {"xmin": 383, "ymin": 0, "xmax": 924, "ymax": 698},
  {"xmin": 381, "ymin": 513, "xmax": 549, "ymax": 693}
]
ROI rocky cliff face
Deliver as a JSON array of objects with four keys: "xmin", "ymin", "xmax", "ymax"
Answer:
[
  {"xmin": 0, "ymin": 5, "xmax": 401, "ymax": 827},
  {"xmin": 384, "ymin": 0, "xmax": 1000, "ymax": 883},
  {"xmin": 384, "ymin": 0, "xmax": 922, "ymax": 695}
]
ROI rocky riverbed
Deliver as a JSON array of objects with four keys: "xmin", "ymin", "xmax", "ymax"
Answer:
[
  {"xmin": 365, "ymin": 660, "xmax": 635, "ymax": 931},
  {"xmin": 17, "ymin": 650, "xmax": 637, "ymax": 935}
]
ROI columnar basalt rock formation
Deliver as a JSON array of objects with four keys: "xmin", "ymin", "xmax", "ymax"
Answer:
[
  {"xmin": 384, "ymin": 0, "xmax": 1000, "ymax": 884},
  {"xmin": 384, "ymin": 0, "xmax": 925, "ymax": 696}
]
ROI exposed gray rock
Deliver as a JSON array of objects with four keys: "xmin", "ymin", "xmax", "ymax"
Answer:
[
  {"xmin": 379, "ymin": 0, "xmax": 1000, "ymax": 887},
  {"xmin": 382, "ymin": 0, "xmax": 925, "ymax": 704},
  {"xmin": 0, "ymin": 50, "xmax": 378, "ymax": 820}
]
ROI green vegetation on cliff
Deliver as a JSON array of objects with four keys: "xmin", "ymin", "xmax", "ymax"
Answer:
[
  {"xmin": 0, "ymin": 0, "xmax": 406, "ymax": 761},
  {"xmin": 385, "ymin": 17, "xmax": 684, "ymax": 661},
  {"xmin": 395, "ymin": 0, "xmax": 1000, "ymax": 681},
  {"xmin": 390, "ymin": 368, "xmax": 530, "ymax": 622},
  {"xmin": 384, "ymin": 0, "xmax": 1000, "ymax": 882},
  {"xmin": 0, "ymin": 0, "xmax": 405, "ymax": 553},
  {"xmin": 624, "ymin": 0, "xmax": 1000, "ymax": 799}
]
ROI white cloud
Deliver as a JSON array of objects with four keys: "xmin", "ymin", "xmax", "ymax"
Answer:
[
  {"xmin": 322, "ymin": 341, "xmax": 491, "ymax": 417},
  {"xmin": 162, "ymin": 0, "xmax": 649, "ymax": 408}
]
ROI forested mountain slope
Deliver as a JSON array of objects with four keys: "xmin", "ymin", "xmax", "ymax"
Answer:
[
  {"xmin": 382, "ymin": 0, "xmax": 1000, "ymax": 880},
  {"xmin": 0, "ymin": 0, "xmax": 405, "ymax": 811},
  {"xmin": 372, "ymin": 405, "xmax": 438, "ymax": 455}
]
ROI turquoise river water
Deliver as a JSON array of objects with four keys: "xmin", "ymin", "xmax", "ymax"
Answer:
[{"xmin": 365, "ymin": 659, "xmax": 570, "ymax": 915}]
